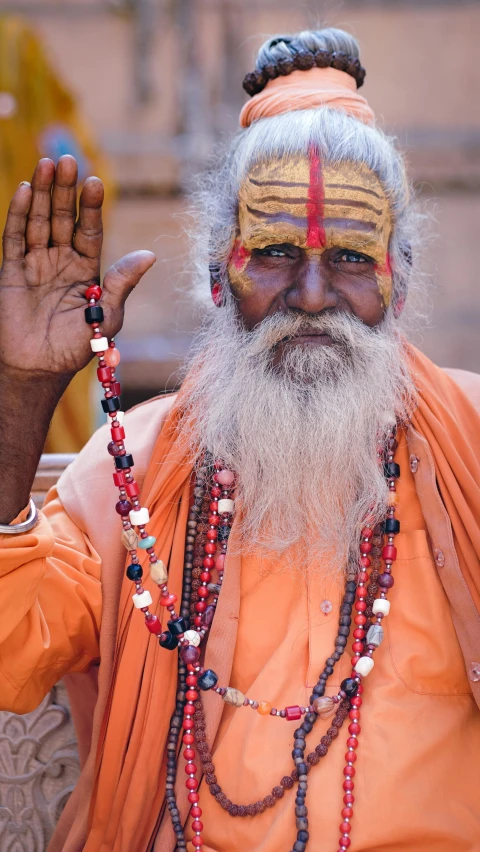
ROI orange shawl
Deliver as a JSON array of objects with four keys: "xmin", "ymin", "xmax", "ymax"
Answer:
[{"xmin": 80, "ymin": 344, "xmax": 480, "ymax": 851}]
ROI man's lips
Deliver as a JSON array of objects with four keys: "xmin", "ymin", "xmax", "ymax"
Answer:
[{"xmin": 279, "ymin": 330, "xmax": 335, "ymax": 345}]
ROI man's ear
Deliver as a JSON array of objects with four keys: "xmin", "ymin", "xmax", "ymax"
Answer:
[
  {"xmin": 392, "ymin": 243, "xmax": 412, "ymax": 319},
  {"xmin": 209, "ymin": 264, "xmax": 225, "ymax": 307}
]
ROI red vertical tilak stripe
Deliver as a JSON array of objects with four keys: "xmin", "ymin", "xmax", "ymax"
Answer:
[{"xmin": 306, "ymin": 146, "xmax": 326, "ymax": 248}]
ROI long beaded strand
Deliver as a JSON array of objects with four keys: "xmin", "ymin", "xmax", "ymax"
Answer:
[{"xmin": 335, "ymin": 424, "xmax": 400, "ymax": 852}]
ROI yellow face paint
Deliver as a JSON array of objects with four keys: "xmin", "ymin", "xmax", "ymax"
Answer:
[{"xmin": 227, "ymin": 152, "xmax": 394, "ymax": 306}]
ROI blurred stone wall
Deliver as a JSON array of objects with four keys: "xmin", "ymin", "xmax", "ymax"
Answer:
[{"xmin": 3, "ymin": 0, "xmax": 480, "ymax": 406}]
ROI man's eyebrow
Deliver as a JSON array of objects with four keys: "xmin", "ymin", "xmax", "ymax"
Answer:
[{"xmin": 246, "ymin": 205, "xmax": 378, "ymax": 233}]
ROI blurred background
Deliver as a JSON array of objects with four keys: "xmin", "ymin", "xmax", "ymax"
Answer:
[{"xmin": 1, "ymin": 0, "xmax": 479, "ymax": 452}]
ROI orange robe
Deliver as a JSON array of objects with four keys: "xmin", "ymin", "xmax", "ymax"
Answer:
[
  {"xmin": 190, "ymin": 432, "xmax": 480, "ymax": 852},
  {"xmin": 0, "ymin": 347, "xmax": 479, "ymax": 852}
]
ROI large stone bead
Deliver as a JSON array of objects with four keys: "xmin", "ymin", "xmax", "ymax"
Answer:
[
  {"xmin": 366, "ymin": 624, "xmax": 384, "ymax": 647},
  {"xmin": 150, "ymin": 560, "xmax": 168, "ymax": 585},
  {"xmin": 168, "ymin": 616, "xmax": 189, "ymax": 636},
  {"xmin": 312, "ymin": 697, "xmax": 335, "ymax": 719},
  {"xmin": 354, "ymin": 656, "xmax": 375, "ymax": 677},
  {"xmin": 198, "ymin": 669, "xmax": 218, "ymax": 691},
  {"xmin": 121, "ymin": 528, "xmax": 138, "ymax": 550},
  {"xmin": 184, "ymin": 629, "xmax": 201, "ymax": 647},
  {"xmin": 372, "ymin": 598, "xmax": 390, "ymax": 616},
  {"xmin": 203, "ymin": 605, "xmax": 215, "ymax": 627},
  {"xmin": 159, "ymin": 631, "xmax": 178, "ymax": 650},
  {"xmin": 223, "ymin": 687, "xmax": 245, "ymax": 708},
  {"xmin": 340, "ymin": 678, "xmax": 359, "ymax": 697},
  {"xmin": 180, "ymin": 644, "xmax": 200, "ymax": 664}
]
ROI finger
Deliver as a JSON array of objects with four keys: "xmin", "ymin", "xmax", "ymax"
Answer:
[
  {"xmin": 2, "ymin": 182, "xmax": 32, "ymax": 261},
  {"xmin": 51, "ymin": 155, "xmax": 78, "ymax": 247},
  {"xmin": 25, "ymin": 159, "xmax": 55, "ymax": 251},
  {"xmin": 73, "ymin": 177, "xmax": 104, "ymax": 259},
  {"xmin": 102, "ymin": 251, "xmax": 156, "ymax": 309}
]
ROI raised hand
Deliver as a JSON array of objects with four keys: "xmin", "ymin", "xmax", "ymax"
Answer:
[
  {"xmin": 0, "ymin": 156, "xmax": 156, "ymax": 523},
  {"xmin": 0, "ymin": 155, "xmax": 155, "ymax": 378}
]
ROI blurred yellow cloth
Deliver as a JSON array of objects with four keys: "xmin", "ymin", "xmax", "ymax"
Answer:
[{"xmin": 0, "ymin": 15, "xmax": 113, "ymax": 452}]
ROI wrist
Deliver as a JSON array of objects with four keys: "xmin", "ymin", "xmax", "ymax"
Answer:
[
  {"xmin": 0, "ymin": 368, "xmax": 72, "ymax": 524},
  {"xmin": 0, "ymin": 365, "xmax": 73, "ymax": 403}
]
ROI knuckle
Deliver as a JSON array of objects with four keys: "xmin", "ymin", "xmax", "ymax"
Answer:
[
  {"xmin": 27, "ymin": 213, "xmax": 49, "ymax": 224},
  {"xmin": 8, "ymin": 211, "xmax": 26, "ymax": 224},
  {"xmin": 53, "ymin": 208, "xmax": 75, "ymax": 219},
  {"xmin": 78, "ymin": 229, "xmax": 102, "ymax": 241}
]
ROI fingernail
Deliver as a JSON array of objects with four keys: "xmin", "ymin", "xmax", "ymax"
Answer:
[{"xmin": 19, "ymin": 181, "xmax": 31, "ymax": 187}]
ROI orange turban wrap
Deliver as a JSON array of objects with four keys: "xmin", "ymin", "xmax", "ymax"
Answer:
[{"xmin": 239, "ymin": 67, "xmax": 375, "ymax": 128}]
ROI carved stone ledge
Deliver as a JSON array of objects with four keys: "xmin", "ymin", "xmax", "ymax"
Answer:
[{"xmin": 0, "ymin": 683, "xmax": 80, "ymax": 851}]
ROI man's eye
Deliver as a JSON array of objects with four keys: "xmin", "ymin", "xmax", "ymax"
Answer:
[
  {"xmin": 259, "ymin": 246, "xmax": 287, "ymax": 257},
  {"xmin": 337, "ymin": 250, "xmax": 370, "ymax": 263}
]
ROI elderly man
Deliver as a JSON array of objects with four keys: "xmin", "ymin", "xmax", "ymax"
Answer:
[{"xmin": 0, "ymin": 26, "xmax": 479, "ymax": 852}]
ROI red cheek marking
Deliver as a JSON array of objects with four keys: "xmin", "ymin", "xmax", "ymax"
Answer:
[
  {"xmin": 375, "ymin": 252, "xmax": 393, "ymax": 277},
  {"xmin": 393, "ymin": 295, "xmax": 405, "ymax": 318},
  {"xmin": 306, "ymin": 145, "xmax": 326, "ymax": 249},
  {"xmin": 230, "ymin": 239, "xmax": 251, "ymax": 269},
  {"xmin": 211, "ymin": 282, "xmax": 223, "ymax": 307}
]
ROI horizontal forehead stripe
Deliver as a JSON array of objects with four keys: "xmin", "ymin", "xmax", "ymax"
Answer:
[
  {"xmin": 245, "ymin": 206, "xmax": 305, "ymax": 228},
  {"xmin": 246, "ymin": 205, "xmax": 377, "ymax": 233},
  {"xmin": 325, "ymin": 183, "xmax": 383, "ymax": 200},
  {"xmin": 248, "ymin": 177, "xmax": 309, "ymax": 188},
  {"xmin": 325, "ymin": 217, "xmax": 377, "ymax": 232},
  {"xmin": 252, "ymin": 195, "xmax": 382, "ymax": 216},
  {"xmin": 324, "ymin": 198, "xmax": 382, "ymax": 216}
]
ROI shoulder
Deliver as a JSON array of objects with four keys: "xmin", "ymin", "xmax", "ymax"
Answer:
[
  {"xmin": 56, "ymin": 393, "xmax": 177, "ymax": 530},
  {"xmin": 441, "ymin": 368, "xmax": 480, "ymax": 415}
]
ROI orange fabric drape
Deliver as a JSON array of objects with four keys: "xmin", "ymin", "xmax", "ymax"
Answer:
[
  {"xmin": 409, "ymin": 347, "xmax": 480, "ymax": 613},
  {"xmin": 77, "ymin": 343, "xmax": 480, "ymax": 851}
]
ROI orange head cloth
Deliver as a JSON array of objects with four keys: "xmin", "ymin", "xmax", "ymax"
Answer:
[{"xmin": 239, "ymin": 66, "xmax": 375, "ymax": 128}]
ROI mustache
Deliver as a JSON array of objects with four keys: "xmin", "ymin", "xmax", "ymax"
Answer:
[{"xmin": 245, "ymin": 310, "xmax": 377, "ymax": 355}]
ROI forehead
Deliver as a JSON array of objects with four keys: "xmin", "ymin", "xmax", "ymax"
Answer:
[{"xmin": 237, "ymin": 154, "xmax": 391, "ymax": 252}]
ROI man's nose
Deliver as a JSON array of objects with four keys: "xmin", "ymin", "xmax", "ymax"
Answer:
[{"xmin": 284, "ymin": 253, "xmax": 338, "ymax": 314}]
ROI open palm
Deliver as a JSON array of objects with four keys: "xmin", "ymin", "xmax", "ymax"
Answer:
[{"xmin": 0, "ymin": 156, "xmax": 155, "ymax": 377}]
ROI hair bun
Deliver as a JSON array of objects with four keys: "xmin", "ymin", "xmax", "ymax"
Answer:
[{"xmin": 243, "ymin": 28, "xmax": 366, "ymax": 97}]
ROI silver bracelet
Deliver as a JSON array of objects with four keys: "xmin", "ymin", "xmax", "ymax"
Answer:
[{"xmin": 0, "ymin": 498, "xmax": 38, "ymax": 534}]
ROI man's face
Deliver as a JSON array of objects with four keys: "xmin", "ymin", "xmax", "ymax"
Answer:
[{"xmin": 227, "ymin": 150, "xmax": 393, "ymax": 359}]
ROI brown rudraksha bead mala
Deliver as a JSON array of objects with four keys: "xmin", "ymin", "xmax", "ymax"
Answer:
[
  {"xmin": 160, "ymin": 442, "xmax": 399, "ymax": 852},
  {"xmin": 243, "ymin": 49, "xmax": 366, "ymax": 97},
  {"xmin": 165, "ymin": 466, "xmax": 210, "ymax": 851},
  {"xmin": 193, "ymin": 696, "xmax": 351, "ymax": 820}
]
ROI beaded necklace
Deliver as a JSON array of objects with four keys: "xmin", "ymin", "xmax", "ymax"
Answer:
[{"xmin": 85, "ymin": 288, "xmax": 400, "ymax": 852}]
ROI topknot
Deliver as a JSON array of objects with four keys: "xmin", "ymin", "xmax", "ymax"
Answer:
[{"xmin": 243, "ymin": 28, "xmax": 366, "ymax": 97}]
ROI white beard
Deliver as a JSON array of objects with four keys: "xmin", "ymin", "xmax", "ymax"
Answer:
[{"xmin": 177, "ymin": 300, "xmax": 415, "ymax": 575}]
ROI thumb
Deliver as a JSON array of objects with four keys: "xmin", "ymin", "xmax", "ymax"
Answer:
[{"xmin": 102, "ymin": 250, "xmax": 156, "ymax": 309}]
